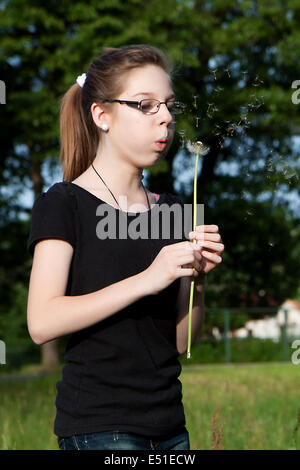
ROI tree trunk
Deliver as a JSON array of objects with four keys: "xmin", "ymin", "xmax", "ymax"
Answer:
[{"xmin": 41, "ymin": 340, "xmax": 60, "ymax": 369}]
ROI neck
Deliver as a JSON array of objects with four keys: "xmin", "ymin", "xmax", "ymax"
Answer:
[{"xmin": 91, "ymin": 153, "xmax": 144, "ymax": 197}]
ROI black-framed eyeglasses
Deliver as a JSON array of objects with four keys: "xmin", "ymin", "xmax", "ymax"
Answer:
[{"xmin": 100, "ymin": 98, "xmax": 186, "ymax": 115}]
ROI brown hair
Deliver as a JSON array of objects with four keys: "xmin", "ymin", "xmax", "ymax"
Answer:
[{"xmin": 59, "ymin": 44, "xmax": 173, "ymax": 182}]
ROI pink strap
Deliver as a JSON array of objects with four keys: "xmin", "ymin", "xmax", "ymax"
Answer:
[{"xmin": 153, "ymin": 192, "xmax": 160, "ymax": 199}]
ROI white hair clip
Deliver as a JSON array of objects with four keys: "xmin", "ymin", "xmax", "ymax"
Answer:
[{"xmin": 76, "ymin": 73, "xmax": 86, "ymax": 88}]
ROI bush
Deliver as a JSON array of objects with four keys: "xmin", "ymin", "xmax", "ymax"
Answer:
[{"xmin": 179, "ymin": 336, "xmax": 296, "ymax": 365}]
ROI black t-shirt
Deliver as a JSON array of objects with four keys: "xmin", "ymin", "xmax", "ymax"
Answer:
[{"xmin": 27, "ymin": 181, "xmax": 190, "ymax": 438}]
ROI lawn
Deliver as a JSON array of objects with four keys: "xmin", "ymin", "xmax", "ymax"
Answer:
[{"xmin": 0, "ymin": 362, "xmax": 299, "ymax": 450}]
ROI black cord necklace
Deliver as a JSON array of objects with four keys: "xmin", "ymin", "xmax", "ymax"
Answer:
[{"xmin": 91, "ymin": 163, "xmax": 151, "ymax": 212}]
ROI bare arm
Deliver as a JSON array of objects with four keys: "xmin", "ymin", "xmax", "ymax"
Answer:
[
  {"xmin": 27, "ymin": 239, "xmax": 153, "ymax": 345},
  {"xmin": 175, "ymin": 274, "xmax": 206, "ymax": 355}
]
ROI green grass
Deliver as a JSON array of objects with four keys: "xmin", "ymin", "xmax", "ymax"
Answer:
[
  {"xmin": 183, "ymin": 362, "xmax": 300, "ymax": 450},
  {"xmin": 0, "ymin": 362, "xmax": 299, "ymax": 450}
]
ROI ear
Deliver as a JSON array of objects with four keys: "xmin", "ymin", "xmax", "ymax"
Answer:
[{"xmin": 90, "ymin": 102, "xmax": 111, "ymax": 130}]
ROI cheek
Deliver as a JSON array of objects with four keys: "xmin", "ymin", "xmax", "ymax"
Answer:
[{"xmin": 122, "ymin": 118, "xmax": 150, "ymax": 144}]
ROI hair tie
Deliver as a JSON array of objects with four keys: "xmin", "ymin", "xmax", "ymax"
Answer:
[{"xmin": 76, "ymin": 73, "xmax": 86, "ymax": 88}]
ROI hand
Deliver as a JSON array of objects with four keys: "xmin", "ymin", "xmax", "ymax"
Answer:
[
  {"xmin": 187, "ymin": 225, "xmax": 224, "ymax": 275},
  {"xmin": 144, "ymin": 241, "xmax": 201, "ymax": 295}
]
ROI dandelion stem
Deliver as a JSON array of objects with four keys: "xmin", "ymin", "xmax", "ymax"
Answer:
[{"xmin": 187, "ymin": 149, "xmax": 200, "ymax": 359}]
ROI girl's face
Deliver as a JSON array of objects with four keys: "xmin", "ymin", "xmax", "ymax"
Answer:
[{"xmin": 108, "ymin": 64, "xmax": 176, "ymax": 168}]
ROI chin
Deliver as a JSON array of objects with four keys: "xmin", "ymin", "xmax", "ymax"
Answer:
[{"xmin": 141, "ymin": 155, "xmax": 160, "ymax": 170}]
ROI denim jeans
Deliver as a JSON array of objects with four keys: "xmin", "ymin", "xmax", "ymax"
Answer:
[{"xmin": 57, "ymin": 428, "xmax": 190, "ymax": 450}]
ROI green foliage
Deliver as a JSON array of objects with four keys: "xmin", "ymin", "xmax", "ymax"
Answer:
[
  {"xmin": 0, "ymin": 282, "xmax": 29, "ymax": 349},
  {"xmin": 179, "ymin": 336, "xmax": 298, "ymax": 365},
  {"xmin": 0, "ymin": 281, "xmax": 41, "ymax": 370},
  {"xmin": 0, "ymin": 1, "xmax": 300, "ymax": 360}
]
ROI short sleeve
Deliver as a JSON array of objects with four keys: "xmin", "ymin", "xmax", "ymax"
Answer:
[{"xmin": 27, "ymin": 183, "xmax": 76, "ymax": 257}]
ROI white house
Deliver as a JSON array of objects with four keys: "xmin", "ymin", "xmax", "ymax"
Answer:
[{"xmin": 211, "ymin": 299, "xmax": 300, "ymax": 341}]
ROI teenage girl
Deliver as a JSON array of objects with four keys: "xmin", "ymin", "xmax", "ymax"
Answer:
[{"xmin": 27, "ymin": 44, "xmax": 224, "ymax": 450}]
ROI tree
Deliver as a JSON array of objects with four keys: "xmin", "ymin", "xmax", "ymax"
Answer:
[
  {"xmin": 0, "ymin": 0, "xmax": 200, "ymax": 367},
  {"xmin": 0, "ymin": 0, "xmax": 299, "ymax": 369}
]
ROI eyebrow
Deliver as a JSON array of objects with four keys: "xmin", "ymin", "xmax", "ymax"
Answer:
[{"xmin": 132, "ymin": 92, "xmax": 175, "ymax": 100}]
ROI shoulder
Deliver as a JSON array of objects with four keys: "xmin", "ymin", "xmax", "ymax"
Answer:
[
  {"xmin": 29, "ymin": 181, "xmax": 77, "ymax": 226},
  {"xmin": 27, "ymin": 182, "xmax": 77, "ymax": 257},
  {"xmin": 45, "ymin": 181, "xmax": 74, "ymax": 198},
  {"xmin": 32, "ymin": 182, "xmax": 75, "ymax": 209}
]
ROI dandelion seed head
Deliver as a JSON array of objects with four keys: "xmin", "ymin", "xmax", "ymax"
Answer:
[{"xmin": 187, "ymin": 140, "xmax": 210, "ymax": 155}]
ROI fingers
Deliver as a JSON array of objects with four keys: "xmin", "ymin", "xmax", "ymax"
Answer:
[
  {"xmin": 190, "ymin": 230, "xmax": 222, "ymax": 242},
  {"xmin": 177, "ymin": 252, "xmax": 202, "ymax": 271},
  {"xmin": 166, "ymin": 241, "xmax": 202, "ymax": 255},
  {"xmin": 177, "ymin": 266, "xmax": 199, "ymax": 277},
  {"xmin": 190, "ymin": 239, "xmax": 224, "ymax": 252},
  {"xmin": 165, "ymin": 240, "xmax": 198, "ymax": 251},
  {"xmin": 200, "ymin": 249, "xmax": 222, "ymax": 264},
  {"xmin": 177, "ymin": 252, "xmax": 197, "ymax": 265},
  {"xmin": 195, "ymin": 224, "xmax": 219, "ymax": 233},
  {"xmin": 189, "ymin": 229, "xmax": 224, "ymax": 252},
  {"xmin": 166, "ymin": 238, "xmax": 224, "ymax": 257}
]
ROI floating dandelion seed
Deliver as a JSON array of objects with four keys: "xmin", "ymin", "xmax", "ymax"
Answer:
[
  {"xmin": 209, "ymin": 69, "xmax": 218, "ymax": 80},
  {"xmin": 214, "ymin": 85, "xmax": 224, "ymax": 93},
  {"xmin": 218, "ymin": 138, "xmax": 225, "ymax": 148},
  {"xmin": 226, "ymin": 123, "xmax": 237, "ymax": 136},
  {"xmin": 252, "ymin": 74, "xmax": 264, "ymax": 87},
  {"xmin": 283, "ymin": 166, "xmax": 297, "ymax": 180},
  {"xmin": 266, "ymin": 158, "xmax": 275, "ymax": 173}
]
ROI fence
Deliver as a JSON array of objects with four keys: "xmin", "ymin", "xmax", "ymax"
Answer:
[{"xmin": 192, "ymin": 307, "xmax": 296, "ymax": 364}]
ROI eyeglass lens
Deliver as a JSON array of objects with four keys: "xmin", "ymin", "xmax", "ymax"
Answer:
[{"xmin": 140, "ymin": 99, "xmax": 183, "ymax": 114}]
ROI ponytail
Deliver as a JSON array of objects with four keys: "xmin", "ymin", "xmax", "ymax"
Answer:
[{"xmin": 59, "ymin": 83, "xmax": 98, "ymax": 182}]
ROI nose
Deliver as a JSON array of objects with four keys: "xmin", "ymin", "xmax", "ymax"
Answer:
[{"xmin": 157, "ymin": 102, "xmax": 174, "ymax": 124}]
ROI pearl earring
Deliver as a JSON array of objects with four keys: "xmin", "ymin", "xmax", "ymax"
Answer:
[{"xmin": 101, "ymin": 124, "xmax": 109, "ymax": 132}]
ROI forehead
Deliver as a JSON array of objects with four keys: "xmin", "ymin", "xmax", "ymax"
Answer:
[{"xmin": 123, "ymin": 64, "xmax": 173, "ymax": 97}]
